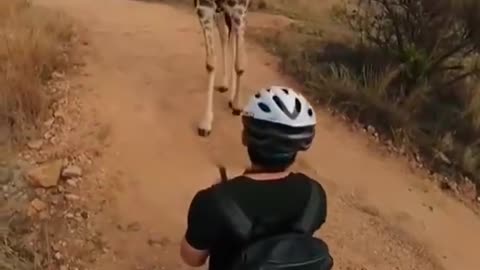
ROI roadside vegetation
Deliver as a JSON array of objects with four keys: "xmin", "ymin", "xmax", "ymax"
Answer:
[
  {"xmin": 0, "ymin": 0, "xmax": 73, "ymax": 146},
  {"xmin": 1, "ymin": 1, "xmax": 74, "ymax": 269},
  {"xmin": 253, "ymin": 0, "xmax": 480, "ymax": 199}
]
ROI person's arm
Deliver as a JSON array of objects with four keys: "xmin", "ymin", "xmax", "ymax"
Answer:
[
  {"xmin": 180, "ymin": 237, "xmax": 209, "ymax": 267},
  {"xmin": 180, "ymin": 189, "xmax": 218, "ymax": 267},
  {"xmin": 318, "ymin": 182, "xmax": 327, "ymax": 225},
  {"xmin": 311, "ymin": 181, "xmax": 328, "ymax": 232}
]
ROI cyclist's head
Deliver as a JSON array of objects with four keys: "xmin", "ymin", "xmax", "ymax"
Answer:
[{"xmin": 241, "ymin": 86, "xmax": 316, "ymax": 172}]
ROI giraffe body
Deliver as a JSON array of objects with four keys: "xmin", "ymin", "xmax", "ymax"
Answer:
[{"xmin": 195, "ymin": 0, "xmax": 250, "ymax": 137}]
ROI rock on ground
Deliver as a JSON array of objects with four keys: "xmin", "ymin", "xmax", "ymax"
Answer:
[
  {"xmin": 62, "ymin": 165, "xmax": 82, "ymax": 179},
  {"xmin": 25, "ymin": 160, "xmax": 63, "ymax": 188},
  {"xmin": 30, "ymin": 198, "xmax": 47, "ymax": 212},
  {"xmin": 27, "ymin": 140, "xmax": 44, "ymax": 150},
  {"xmin": 0, "ymin": 166, "xmax": 12, "ymax": 184}
]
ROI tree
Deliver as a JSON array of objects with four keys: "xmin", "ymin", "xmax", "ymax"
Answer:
[{"xmin": 336, "ymin": 0, "xmax": 480, "ymax": 102}]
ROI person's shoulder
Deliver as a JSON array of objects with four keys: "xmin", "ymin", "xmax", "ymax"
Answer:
[
  {"xmin": 289, "ymin": 172, "xmax": 327, "ymax": 194},
  {"xmin": 190, "ymin": 177, "xmax": 246, "ymax": 205},
  {"xmin": 291, "ymin": 172, "xmax": 328, "ymax": 227},
  {"xmin": 226, "ymin": 174, "xmax": 252, "ymax": 182},
  {"xmin": 190, "ymin": 185, "xmax": 218, "ymax": 210}
]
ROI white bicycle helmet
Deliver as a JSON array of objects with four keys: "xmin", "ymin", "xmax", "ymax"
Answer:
[{"xmin": 242, "ymin": 86, "xmax": 316, "ymax": 155}]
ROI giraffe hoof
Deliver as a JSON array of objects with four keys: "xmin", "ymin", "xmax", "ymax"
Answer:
[
  {"xmin": 216, "ymin": 86, "xmax": 228, "ymax": 93},
  {"xmin": 229, "ymin": 101, "xmax": 242, "ymax": 116},
  {"xmin": 232, "ymin": 109, "xmax": 242, "ymax": 116},
  {"xmin": 197, "ymin": 128, "xmax": 211, "ymax": 137}
]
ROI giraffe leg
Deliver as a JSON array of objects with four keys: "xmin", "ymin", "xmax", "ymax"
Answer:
[
  {"xmin": 228, "ymin": 29, "xmax": 237, "ymax": 112},
  {"xmin": 215, "ymin": 13, "xmax": 229, "ymax": 93},
  {"xmin": 197, "ymin": 8, "xmax": 216, "ymax": 137},
  {"xmin": 229, "ymin": 13, "xmax": 246, "ymax": 116}
]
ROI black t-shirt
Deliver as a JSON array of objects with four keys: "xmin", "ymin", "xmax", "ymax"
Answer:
[{"xmin": 185, "ymin": 172, "xmax": 328, "ymax": 270}]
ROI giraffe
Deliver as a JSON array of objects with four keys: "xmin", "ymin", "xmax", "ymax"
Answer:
[{"xmin": 195, "ymin": 0, "xmax": 250, "ymax": 137}]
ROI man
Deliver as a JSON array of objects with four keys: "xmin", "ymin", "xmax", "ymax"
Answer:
[{"xmin": 180, "ymin": 86, "xmax": 332, "ymax": 270}]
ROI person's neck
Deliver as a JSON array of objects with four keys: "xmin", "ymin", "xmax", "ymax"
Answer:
[{"xmin": 243, "ymin": 165, "xmax": 290, "ymax": 180}]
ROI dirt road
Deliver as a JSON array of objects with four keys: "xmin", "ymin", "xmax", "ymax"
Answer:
[{"xmin": 36, "ymin": 0, "xmax": 480, "ymax": 269}]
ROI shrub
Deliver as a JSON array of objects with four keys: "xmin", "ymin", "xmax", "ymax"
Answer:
[
  {"xmin": 255, "ymin": 0, "xmax": 480, "ymax": 186},
  {"xmin": 0, "ymin": 1, "xmax": 74, "ymax": 268},
  {"xmin": 331, "ymin": 0, "xmax": 480, "ymax": 180},
  {"xmin": 0, "ymin": 0, "xmax": 73, "ymax": 145}
]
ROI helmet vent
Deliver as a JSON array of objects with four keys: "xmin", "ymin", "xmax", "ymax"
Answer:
[
  {"xmin": 257, "ymin": 102, "xmax": 271, "ymax": 113},
  {"xmin": 255, "ymin": 93, "xmax": 261, "ymax": 98},
  {"xmin": 272, "ymin": 95, "xmax": 301, "ymax": 119},
  {"xmin": 308, "ymin": 108, "xmax": 313, "ymax": 117},
  {"xmin": 295, "ymin": 98, "xmax": 302, "ymax": 113},
  {"xmin": 282, "ymin": 88, "xmax": 289, "ymax": 94}
]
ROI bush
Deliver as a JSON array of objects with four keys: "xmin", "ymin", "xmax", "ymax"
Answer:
[
  {"xmin": 0, "ymin": 0, "xmax": 73, "ymax": 266},
  {"xmin": 332, "ymin": 0, "xmax": 480, "ymax": 180},
  {"xmin": 335, "ymin": 0, "xmax": 480, "ymax": 95},
  {"xmin": 0, "ymin": 0, "xmax": 73, "ymax": 145},
  {"xmin": 256, "ymin": 0, "xmax": 480, "ymax": 186}
]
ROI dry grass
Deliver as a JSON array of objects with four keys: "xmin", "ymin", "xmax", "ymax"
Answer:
[
  {"xmin": 0, "ymin": 199, "xmax": 34, "ymax": 270},
  {"xmin": 252, "ymin": 0, "xmax": 480, "ymax": 188},
  {"xmin": 0, "ymin": 1, "xmax": 74, "ymax": 269},
  {"xmin": 0, "ymin": 0, "xmax": 73, "ymax": 145},
  {"xmin": 135, "ymin": 0, "xmax": 336, "ymax": 21},
  {"xmin": 251, "ymin": 0, "xmax": 339, "ymax": 21}
]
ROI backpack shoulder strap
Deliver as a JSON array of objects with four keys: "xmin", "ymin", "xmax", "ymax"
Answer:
[
  {"xmin": 212, "ymin": 187, "xmax": 253, "ymax": 241},
  {"xmin": 293, "ymin": 181, "xmax": 321, "ymax": 233}
]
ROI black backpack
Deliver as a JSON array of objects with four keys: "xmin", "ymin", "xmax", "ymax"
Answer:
[{"xmin": 213, "ymin": 181, "xmax": 334, "ymax": 270}]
